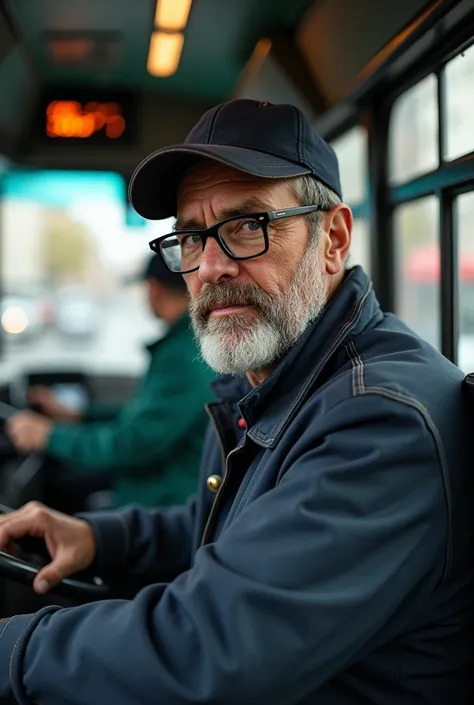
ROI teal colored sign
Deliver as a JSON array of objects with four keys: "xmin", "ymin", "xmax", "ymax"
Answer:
[{"xmin": 3, "ymin": 170, "xmax": 126, "ymax": 208}]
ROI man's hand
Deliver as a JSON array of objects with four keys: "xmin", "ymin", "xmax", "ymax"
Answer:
[
  {"xmin": 29, "ymin": 385, "xmax": 82, "ymax": 422},
  {"xmin": 0, "ymin": 502, "xmax": 97, "ymax": 593},
  {"xmin": 5, "ymin": 411, "xmax": 53, "ymax": 453}
]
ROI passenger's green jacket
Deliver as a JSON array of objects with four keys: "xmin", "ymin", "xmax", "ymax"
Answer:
[{"xmin": 46, "ymin": 314, "xmax": 215, "ymax": 507}]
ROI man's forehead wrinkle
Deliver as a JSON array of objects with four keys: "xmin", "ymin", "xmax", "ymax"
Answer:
[
  {"xmin": 176, "ymin": 163, "xmax": 299, "ymax": 230},
  {"xmin": 176, "ymin": 196, "xmax": 275, "ymax": 231},
  {"xmin": 177, "ymin": 161, "xmax": 278, "ymax": 207}
]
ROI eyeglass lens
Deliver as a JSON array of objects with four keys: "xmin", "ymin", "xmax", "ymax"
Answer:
[{"xmin": 160, "ymin": 217, "xmax": 266, "ymax": 272}]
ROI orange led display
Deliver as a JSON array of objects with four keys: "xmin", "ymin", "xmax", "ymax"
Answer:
[{"xmin": 46, "ymin": 100, "xmax": 126, "ymax": 139}]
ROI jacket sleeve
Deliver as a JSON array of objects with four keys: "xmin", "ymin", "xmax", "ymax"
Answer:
[
  {"xmin": 82, "ymin": 402, "xmax": 122, "ymax": 422},
  {"xmin": 45, "ymin": 352, "xmax": 209, "ymax": 472},
  {"xmin": 78, "ymin": 493, "xmax": 198, "ymax": 582},
  {"xmin": 0, "ymin": 394, "xmax": 448, "ymax": 705}
]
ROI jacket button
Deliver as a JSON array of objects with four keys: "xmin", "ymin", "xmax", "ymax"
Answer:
[
  {"xmin": 237, "ymin": 418, "xmax": 247, "ymax": 429},
  {"xmin": 206, "ymin": 474, "xmax": 222, "ymax": 493}
]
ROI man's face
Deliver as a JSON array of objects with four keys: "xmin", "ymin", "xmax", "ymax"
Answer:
[
  {"xmin": 178, "ymin": 162, "xmax": 345, "ymax": 376},
  {"xmin": 146, "ymin": 279, "xmax": 162, "ymax": 320}
]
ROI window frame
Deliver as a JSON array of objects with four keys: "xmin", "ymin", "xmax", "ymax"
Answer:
[
  {"xmin": 324, "ymin": 25, "xmax": 474, "ymax": 367},
  {"xmin": 384, "ymin": 42, "xmax": 474, "ymax": 365}
]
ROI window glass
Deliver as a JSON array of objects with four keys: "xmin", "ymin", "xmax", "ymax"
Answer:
[
  {"xmin": 347, "ymin": 218, "xmax": 371, "ymax": 275},
  {"xmin": 394, "ymin": 196, "xmax": 440, "ymax": 350},
  {"xmin": 0, "ymin": 170, "xmax": 173, "ymax": 381},
  {"xmin": 330, "ymin": 126, "xmax": 367, "ymax": 205},
  {"xmin": 445, "ymin": 44, "xmax": 474, "ymax": 161},
  {"xmin": 455, "ymin": 191, "xmax": 474, "ymax": 373},
  {"xmin": 389, "ymin": 74, "xmax": 438, "ymax": 184}
]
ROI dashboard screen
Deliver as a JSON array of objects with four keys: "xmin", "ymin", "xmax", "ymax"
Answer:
[{"xmin": 50, "ymin": 383, "xmax": 89, "ymax": 413}]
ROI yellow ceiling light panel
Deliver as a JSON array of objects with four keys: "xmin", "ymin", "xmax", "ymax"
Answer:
[
  {"xmin": 147, "ymin": 31, "xmax": 185, "ymax": 77},
  {"xmin": 154, "ymin": 0, "xmax": 193, "ymax": 31}
]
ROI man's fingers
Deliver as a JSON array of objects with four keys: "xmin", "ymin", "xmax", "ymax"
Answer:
[
  {"xmin": 5, "ymin": 416, "xmax": 24, "ymax": 445},
  {"xmin": 34, "ymin": 553, "xmax": 77, "ymax": 594},
  {"xmin": 0, "ymin": 505, "xmax": 96, "ymax": 594},
  {"xmin": 0, "ymin": 540, "xmax": 19, "ymax": 557},
  {"xmin": 34, "ymin": 564, "xmax": 61, "ymax": 593},
  {"xmin": 0, "ymin": 508, "xmax": 46, "ymax": 550},
  {"xmin": 5, "ymin": 416, "xmax": 18, "ymax": 434},
  {"xmin": 0, "ymin": 517, "xmax": 31, "ymax": 550}
]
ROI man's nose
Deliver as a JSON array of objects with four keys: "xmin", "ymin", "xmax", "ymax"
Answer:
[{"xmin": 198, "ymin": 237, "xmax": 240, "ymax": 285}]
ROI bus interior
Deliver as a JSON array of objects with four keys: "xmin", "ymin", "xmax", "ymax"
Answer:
[{"xmin": 0, "ymin": 0, "xmax": 473, "ymax": 613}]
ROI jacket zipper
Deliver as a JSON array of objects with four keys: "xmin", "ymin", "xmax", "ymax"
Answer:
[
  {"xmin": 204, "ymin": 403, "xmax": 226, "ymax": 463},
  {"xmin": 200, "ymin": 403, "xmax": 228, "ymax": 546},
  {"xmin": 201, "ymin": 443, "xmax": 244, "ymax": 546}
]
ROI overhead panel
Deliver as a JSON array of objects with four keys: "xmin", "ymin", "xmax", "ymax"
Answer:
[
  {"xmin": 234, "ymin": 41, "xmax": 316, "ymax": 118},
  {"xmin": 44, "ymin": 31, "xmax": 122, "ymax": 72},
  {"xmin": 9, "ymin": 0, "xmax": 313, "ymax": 102},
  {"xmin": 297, "ymin": 0, "xmax": 434, "ymax": 106}
]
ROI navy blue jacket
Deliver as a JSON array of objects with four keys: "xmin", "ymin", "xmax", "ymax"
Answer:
[{"xmin": 0, "ymin": 266, "xmax": 473, "ymax": 705}]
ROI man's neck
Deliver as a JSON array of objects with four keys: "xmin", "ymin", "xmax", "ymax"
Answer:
[
  {"xmin": 246, "ymin": 364, "xmax": 276, "ymax": 388},
  {"xmin": 160, "ymin": 299, "xmax": 189, "ymax": 326}
]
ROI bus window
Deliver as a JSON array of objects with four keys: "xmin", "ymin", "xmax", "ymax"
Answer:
[
  {"xmin": 0, "ymin": 170, "xmax": 173, "ymax": 382},
  {"xmin": 330, "ymin": 126, "xmax": 367, "ymax": 205},
  {"xmin": 394, "ymin": 196, "xmax": 440, "ymax": 350},
  {"xmin": 455, "ymin": 191, "xmax": 474, "ymax": 373},
  {"xmin": 389, "ymin": 74, "xmax": 438, "ymax": 185},
  {"xmin": 445, "ymin": 43, "xmax": 474, "ymax": 161},
  {"xmin": 330, "ymin": 127, "xmax": 370, "ymax": 274},
  {"xmin": 347, "ymin": 218, "xmax": 371, "ymax": 274}
]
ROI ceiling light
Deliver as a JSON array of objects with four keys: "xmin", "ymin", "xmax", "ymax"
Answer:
[
  {"xmin": 154, "ymin": 0, "xmax": 193, "ymax": 31},
  {"xmin": 147, "ymin": 32, "xmax": 184, "ymax": 77}
]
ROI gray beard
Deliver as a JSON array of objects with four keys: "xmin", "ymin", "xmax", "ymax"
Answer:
[{"xmin": 190, "ymin": 238, "xmax": 327, "ymax": 375}]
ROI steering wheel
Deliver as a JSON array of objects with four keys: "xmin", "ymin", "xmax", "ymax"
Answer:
[
  {"xmin": 0, "ymin": 504, "xmax": 111, "ymax": 603},
  {"xmin": 0, "ymin": 403, "xmax": 111, "ymax": 601}
]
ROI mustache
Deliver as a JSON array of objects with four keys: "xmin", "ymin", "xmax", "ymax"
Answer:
[{"xmin": 189, "ymin": 283, "xmax": 271, "ymax": 321}]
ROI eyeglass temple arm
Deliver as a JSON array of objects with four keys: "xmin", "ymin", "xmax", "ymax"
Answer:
[
  {"xmin": 268, "ymin": 205, "xmax": 324, "ymax": 221},
  {"xmin": 161, "ymin": 239, "xmax": 177, "ymax": 250}
]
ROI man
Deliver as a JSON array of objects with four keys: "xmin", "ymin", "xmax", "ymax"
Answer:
[
  {"xmin": 5, "ymin": 254, "xmax": 215, "ymax": 509},
  {"xmin": 0, "ymin": 99, "xmax": 471, "ymax": 704}
]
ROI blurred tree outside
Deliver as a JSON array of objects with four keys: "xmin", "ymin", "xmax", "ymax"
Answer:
[{"xmin": 42, "ymin": 209, "xmax": 99, "ymax": 288}]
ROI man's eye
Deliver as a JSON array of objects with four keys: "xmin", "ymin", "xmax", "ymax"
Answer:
[
  {"xmin": 181, "ymin": 234, "xmax": 201, "ymax": 248},
  {"xmin": 241, "ymin": 221, "xmax": 261, "ymax": 234}
]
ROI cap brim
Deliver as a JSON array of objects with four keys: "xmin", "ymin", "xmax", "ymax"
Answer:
[{"xmin": 128, "ymin": 144, "xmax": 311, "ymax": 220}]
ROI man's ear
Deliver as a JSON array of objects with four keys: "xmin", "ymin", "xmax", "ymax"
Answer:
[{"xmin": 324, "ymin": 205, "xmax": 352, "ymax": 275}]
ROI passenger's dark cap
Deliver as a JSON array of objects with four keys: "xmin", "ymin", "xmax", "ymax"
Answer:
[
  {"xmin": 129, "ymin": 99, "xmax": 342, "ymax": 220},
  {"xmin": 141, "ymin": 254, "xmax": 187, "ymax": 293}
]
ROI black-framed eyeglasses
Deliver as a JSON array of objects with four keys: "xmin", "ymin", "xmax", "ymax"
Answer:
[{"xmin": 148, "ymin": 204, "xmax": 327, "ymax": 274}]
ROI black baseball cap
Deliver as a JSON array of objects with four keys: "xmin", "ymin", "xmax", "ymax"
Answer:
[
  {"xmin": 139, "ymin": 254, "xmax": 187, "ymax": 293},
  {"xmin": 129, "ymin": 99, "xmax": 342, "ymax": 220}
]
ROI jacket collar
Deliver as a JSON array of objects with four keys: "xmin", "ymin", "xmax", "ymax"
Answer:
[
  {"xmin": 212, "ymin": 266, "xmax": 383, "ymax": 448},
  {"xmin": 210, "ymin": 374, "xmax": 252, "ymax": 403}
]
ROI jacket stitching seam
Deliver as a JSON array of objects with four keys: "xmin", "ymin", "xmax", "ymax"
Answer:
[
  {"xmin": 252, "ymin": 282, "xmax": 372, "ymax": 446},
  {"xmin": 0, "ymin": 618, "xmax": 11, "ymax": 640},
  {"xmin": 358, "ymin": 385, "xmax": 452, "ymax": 583},
  {"xmin": 8, "ymin": 616, "xmax": 35, "ymax": 684},
  {"xmin": 345, "ymin": 342, "xmax": 359, "ymax": 396},
  {"xmin": 345, "ymin": 342, "xmax": 357, "ymax": 396},
  {"xmin": 350, "ymin": 341, "xmax": 365, "ymax": 394}
]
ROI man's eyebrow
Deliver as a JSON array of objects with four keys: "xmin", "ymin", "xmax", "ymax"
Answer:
[{"xmin": 175, "ymin": 198, "xmax": 274, "ymax": 231}]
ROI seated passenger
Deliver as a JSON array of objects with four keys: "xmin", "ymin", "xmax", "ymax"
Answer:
[
  {"xmin": 5, "ymin": 254, "xmax": 215, "ymax": 509},
  {"xmin": 0, "ymin": 99, "xmax": 472, "ymax": 705}
]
